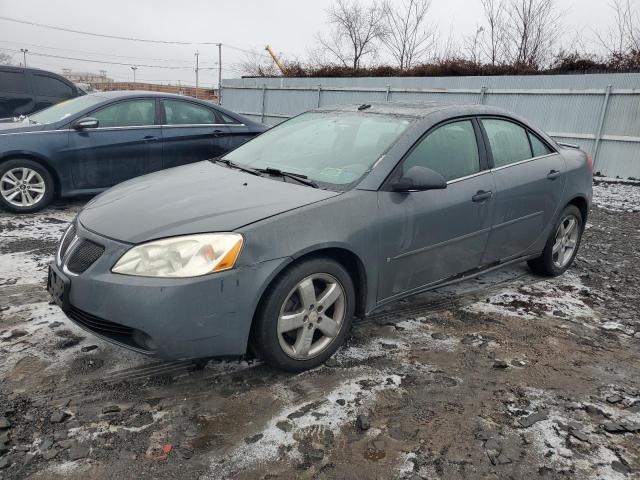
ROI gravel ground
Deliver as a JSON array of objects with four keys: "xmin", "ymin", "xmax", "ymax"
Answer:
[{"xmin": 0, "ymin": 185, "xmax": 639, "ymax": 480}]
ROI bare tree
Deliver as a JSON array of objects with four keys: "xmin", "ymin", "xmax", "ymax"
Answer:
[
  {"xmin": 503, "ymin": 0, "xmax": 561, "ymax": 67},
  {"xmin": 239, "ymin": 51, "xmax": 281, "ymax": 77},
  {"xmin": 317, "ymin": 0, "xmax": 386, "ymax": 69},
  {"xmin": 596, "ymin": 0, "xmax": 640, "ymax": 55},
  {"xmin": 381, "ymin": 0, "xmax": 436, "ymax": 70},
  {"xmin": 480, "ymin": 0, "xmax": 506, "ymax": 65},
  {"xmin": 464, "ymin": 25, "xmax": 486, "ymax": 64},
  {"xmin": 0, "ymin": 52, "xmax": 12, "ymax": 65}
]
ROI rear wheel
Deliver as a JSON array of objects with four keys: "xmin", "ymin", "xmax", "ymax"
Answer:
[
  {"xmin": 0, "ymin": 159, "xmax": 54, "ymax": 213},
  {"xmin": 527, "ymin": 205, "xmax": 583, "ymax": 276},
  {"xmin": 251, "ymin": 258, "xmax": 355, "ymax": 372}
]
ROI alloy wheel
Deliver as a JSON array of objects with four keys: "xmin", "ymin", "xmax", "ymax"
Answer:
[
  {"xmin": 277, "ymin": 273, "xmax": 346, "ymax": 360},
  {"xmin": 552, "ymin": 214, "xmax": 580, "ymax": 268},
  {"xmin": 0, "ymin": 167, "xmax": 46, "ymax": 207}
]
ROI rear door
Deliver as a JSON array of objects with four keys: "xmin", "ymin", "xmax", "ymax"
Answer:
[
  {"xmin": 0, "ymin": 68, "xmax": 33, "ymax": 118},
  {"xmin": 66, "ymin": 98, "xmax": 162, "ymax": 189},
  {"xmin": 480, "ymin": 117, "xmax": 566, "ymax": 262},
  {"xmin": 29, "ymin": 72, "xmax": 76, "ymax": 113},
  {"xmin": 377, "ymin": 118, "xmax": 496, "ymax": 301},
  {"xmin": 160, "ymin": 99, "xmax": 231, "ymax": 169}
]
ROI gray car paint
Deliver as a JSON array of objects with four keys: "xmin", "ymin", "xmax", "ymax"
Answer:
[{"xmin": 55, "ymin": 102, "xmax": 592, "ymax": 360}]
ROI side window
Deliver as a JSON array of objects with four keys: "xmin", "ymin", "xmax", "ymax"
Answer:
[
  {"xmin": 93, "ymin": 100, "xmax": 156, "ymax": 128},
  {"xmin": 32, "ymin": 75, "xmax": 74, "ymax": 98},
  {"xmin": 163, "ymin": 100, "xmax": 218, "ymax": 125},
  {"xmin": 219, "ymin": 111, "xmax": 240, "ymax": 124},
  {"xmin": 482, "ymin": 119, "xmax": 532, "ymax": 168},
  {"xmin": 529, "ymin": 132, "xmax": 553, "ymax": 157},
  {"xmin": 0, "ymin": 71, "xmax": 28, "ymax": 93},
  {"xmin": 402, "ymin": 120, "xmax": 480, "ymax": 181}
]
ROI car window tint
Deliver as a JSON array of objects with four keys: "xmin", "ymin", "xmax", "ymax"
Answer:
[
  {"xmin": 164, "ymin": 100, "xmax": 218, "ymax": 125},
  {"xmin": 32, "ymin": 74, "xmax": 73, "ymax": 98},
  {"xmin": 403, "ymin": 120, "xmax": 480, "ymax": 181},
  {"xmin": 529, "ymin": 131, "xmax": 553, "ymax": 157},
  {"xmin": 0, "ymin": 71, "xmax": 28, "ymax": 93},
  {"xmin": 93, "ymin": 100, "xmax": 156, "ymax": 128},
  {"xmin": 219, "ymin": 111, "xmax": 240, "ymax": 124},
  {"xmin": 482, "ymin": 119, "xmax": 532, "ymax": 168}
]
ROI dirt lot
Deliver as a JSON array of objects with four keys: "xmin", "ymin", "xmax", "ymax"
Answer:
[{"xmin": 1, "ymin": 182, "xmax": 639, "ymax": 480}]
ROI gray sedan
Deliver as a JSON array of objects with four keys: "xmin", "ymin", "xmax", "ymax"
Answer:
[{"xmin": 48, "ymin": 103, "xmax": 592, "ymax": 372}]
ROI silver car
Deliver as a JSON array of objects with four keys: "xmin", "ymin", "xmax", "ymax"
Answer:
[{"xmin": 48, "ymin": 103, "xmax": 593, "ymax": 372}]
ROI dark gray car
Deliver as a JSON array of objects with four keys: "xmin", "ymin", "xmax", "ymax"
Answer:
[{"xmin": 48, "ymin": 103, "xmax": 593, "ymax": 372}]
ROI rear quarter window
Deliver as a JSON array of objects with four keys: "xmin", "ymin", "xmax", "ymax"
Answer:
[
  {"xmin": 0, "ymin": 70, "xmax": 28, "ymax": 94},
  {"xmin": 529, "ymin": 132, "xmax": 553, "ymax": 157},
  {"xmin": 32, "ymin": 74, "xmax": 74, "ymax": 98}
]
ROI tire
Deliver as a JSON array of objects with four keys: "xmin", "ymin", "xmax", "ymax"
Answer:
[
  {"xmin": 527, "ymin": 205, "xmax": 584, "ymax": 277},
  {"xmin": 0, "ymin": 159, "xmax": 55, "ymax": 213},
  {"xmin": 251, "ymin": 257, "xmax": 356, "ymax": 373}
]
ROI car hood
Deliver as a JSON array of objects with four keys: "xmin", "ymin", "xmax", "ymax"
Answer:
[{"xmin": 79, "ymin": 161, "xmax": 341, "ymax": 244}]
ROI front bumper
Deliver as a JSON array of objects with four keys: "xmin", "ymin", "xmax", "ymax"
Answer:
[{"xmin": 53, "ymin": 221, "xmax": 288, "ymax": 360}]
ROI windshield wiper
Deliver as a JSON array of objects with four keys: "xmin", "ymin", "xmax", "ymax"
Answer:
[
  {"xmin": 257, "ymin": 167, "xmax": 320, "ymax": 188},
  {"xmin": 211, "ymin": 158, "xmax": 262, "ymax": 176}
]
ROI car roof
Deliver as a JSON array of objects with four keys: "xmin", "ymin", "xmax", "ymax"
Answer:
[
  {"xmin": 85, "ymin": 90, "xmax": 213, "ymax": 100},
  {"xmin": 314, "ymin": 102, "xmax": 513, "ymax": 119}
]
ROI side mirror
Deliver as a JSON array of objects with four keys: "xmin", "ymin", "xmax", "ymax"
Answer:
[
  {"xmin": 391, "ymin": 166, "xmax": 447, "ymax": 192},
  {"xmin": 73, "ymin": 117, "xmax": 99, "ymax": 130}
]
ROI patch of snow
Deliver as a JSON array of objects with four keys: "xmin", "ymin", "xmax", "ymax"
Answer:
[
  {"xmin": 464, "ymin": 274, "xmax": 596, "ymax": 323},
  {"xmin": 205, "ymin": 374, "xmax": 402, "ymax": 479},
  {"xmin": 0, "ymin": 251, "xmax": 50, "ymax": 286},
  {"xmin": 593, "ymin": 182, "xmax": 640, "ymax": 213}
]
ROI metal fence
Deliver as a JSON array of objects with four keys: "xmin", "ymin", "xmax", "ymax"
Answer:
[{"xmin": 220, "ymin": 73, "xmax": 640, "ymax": 179}]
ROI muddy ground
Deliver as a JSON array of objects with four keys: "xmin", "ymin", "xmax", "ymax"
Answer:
[{"xmin": 0, "ymin": 183, "xmax": 639, "ymax": 480}]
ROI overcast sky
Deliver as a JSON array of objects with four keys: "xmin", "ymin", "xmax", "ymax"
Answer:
[{"xmin": 0, "ymin": 0, "xmax": 616, "ymax": 87}]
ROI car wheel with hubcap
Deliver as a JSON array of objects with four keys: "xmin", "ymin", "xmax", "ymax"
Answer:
[
  {"xmin": 527, "ymin": 204, "xmax": 584, "ymax": 276},
  {"xmin": 252, "ymin": 258, "xmax": 355, "ymax": 372},
  {"xmin": 0, "ymin": 159, "xmax": 54, "ymax": 213}
]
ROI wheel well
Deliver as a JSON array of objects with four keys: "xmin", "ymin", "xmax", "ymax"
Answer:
[
  {"xmin": 567, "ymin": 196, "xmax": 589, "ymax": 224},
  {"xmin": 0, "ymin": 154, "xmax": 60, "ymax": 197}
]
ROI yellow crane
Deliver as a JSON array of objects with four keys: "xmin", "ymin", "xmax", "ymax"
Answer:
[{"xmin": 265, "ymin": 45, "xmax": 286, "ymax": 75}]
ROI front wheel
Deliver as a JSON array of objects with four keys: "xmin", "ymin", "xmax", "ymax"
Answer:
[
  {"xmin": 251, "ymin": 258, "xmax": 355, "ymax": 372},
  {"xmin": 0, "ymin": 159, "xmax": 55, "ymax": 213},
  {"xmin": 527, "ymin": 205, "xmax": 584, "ymax": 276}
]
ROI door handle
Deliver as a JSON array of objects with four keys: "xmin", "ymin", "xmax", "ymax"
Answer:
[
  {"xmin": 547, "ymin": 169, "xmax": 561, "ymax": 180},
  {"xmin": 211, "ymin": 129, "xmax": 225, "ymax": 137},
  {"xmin": 143, "ymin": 135, "xmax": 159, "ymax": 143},
  {"xmin": 472, "ymin": 190, "xmax": 493, "ymax": 202}
]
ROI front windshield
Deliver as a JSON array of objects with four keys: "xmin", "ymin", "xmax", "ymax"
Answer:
[
  {"xmin": 223, "ymin": 111, "xmax": 412, "ymax": 189},
  {"xmin": 28, "ymin": 95, "xmax": 107, "ymax": 125}
]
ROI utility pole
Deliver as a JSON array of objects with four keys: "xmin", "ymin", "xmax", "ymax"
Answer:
[
  {"xmin": 131, "ymin": 65, "xmax": 138, "ymax": 83},
  {"xmin": 20, "ymin": 48, "xmax": 28, "ymax": 67},
  {"xmin": 194, "ymin": 51, "xmax": 199, "ymax": 98},
  {"xmin": 217, "ymin": 43, "xmax": 222, "ymax": 105}
]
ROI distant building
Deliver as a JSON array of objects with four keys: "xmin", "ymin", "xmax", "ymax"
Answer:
[{"xmin": 61, "ymin": 69, "xmax": 113, "ymax": 83}]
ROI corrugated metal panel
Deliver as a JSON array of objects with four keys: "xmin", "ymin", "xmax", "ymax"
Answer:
[{"xmin": 223, "ymin": 73, "xmax": 640, "ymax": 178}]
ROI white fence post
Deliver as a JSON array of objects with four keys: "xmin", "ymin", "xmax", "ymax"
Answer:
[{"xmin": 593, "ymin": 84, "xmax": 612, "ymax": 170}]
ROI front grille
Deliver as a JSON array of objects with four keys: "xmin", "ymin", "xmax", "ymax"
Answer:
[
  {"xmin": 67, "ymin": 306, "xmax": 134, "ymax": 336},
  {"xmin": 66, "ymin": 240, "xmax": 104, "ymax": 274},
  {"xmin": 66, "ymin": 306, "xmax": 150, "ymax": 352},
  {"xmin": 58, "ymin": 223, "xmax": 76, "ymax": 262}
]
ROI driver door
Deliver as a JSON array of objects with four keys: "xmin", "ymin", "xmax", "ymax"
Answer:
[{"xmin": 377, "ymin": 118, "xmax": 496, "ymax": 301}]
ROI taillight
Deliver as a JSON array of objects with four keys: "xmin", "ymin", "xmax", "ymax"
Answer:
[{"xmin": 586, "ymin": 152, "xmax": 593, "ymax": 172}]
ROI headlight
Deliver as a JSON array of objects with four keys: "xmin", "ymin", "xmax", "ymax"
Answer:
[{"xmin": 112, "ymin": 233, "xmax": 243, "ymax": 278}]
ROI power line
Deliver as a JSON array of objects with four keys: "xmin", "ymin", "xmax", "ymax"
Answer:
[
  {"xmin": 0, "ymin": 47, "xmax": 218, "ymax": 70},
  {"xmin": 0, "ymin": 15, "xmax": 218, "ymax": 45},
  {"xmin": 0, "ymin": 39, "xmax": 217, "ymax": 65},
  {"xmin": 0, "ymin": 16, "xmax": 272, "ymax": 59}
]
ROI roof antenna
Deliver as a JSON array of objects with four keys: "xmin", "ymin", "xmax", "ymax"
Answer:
[{"xmin": 358, "ymin": 104, "xmax": 371, "ymax": 111}]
